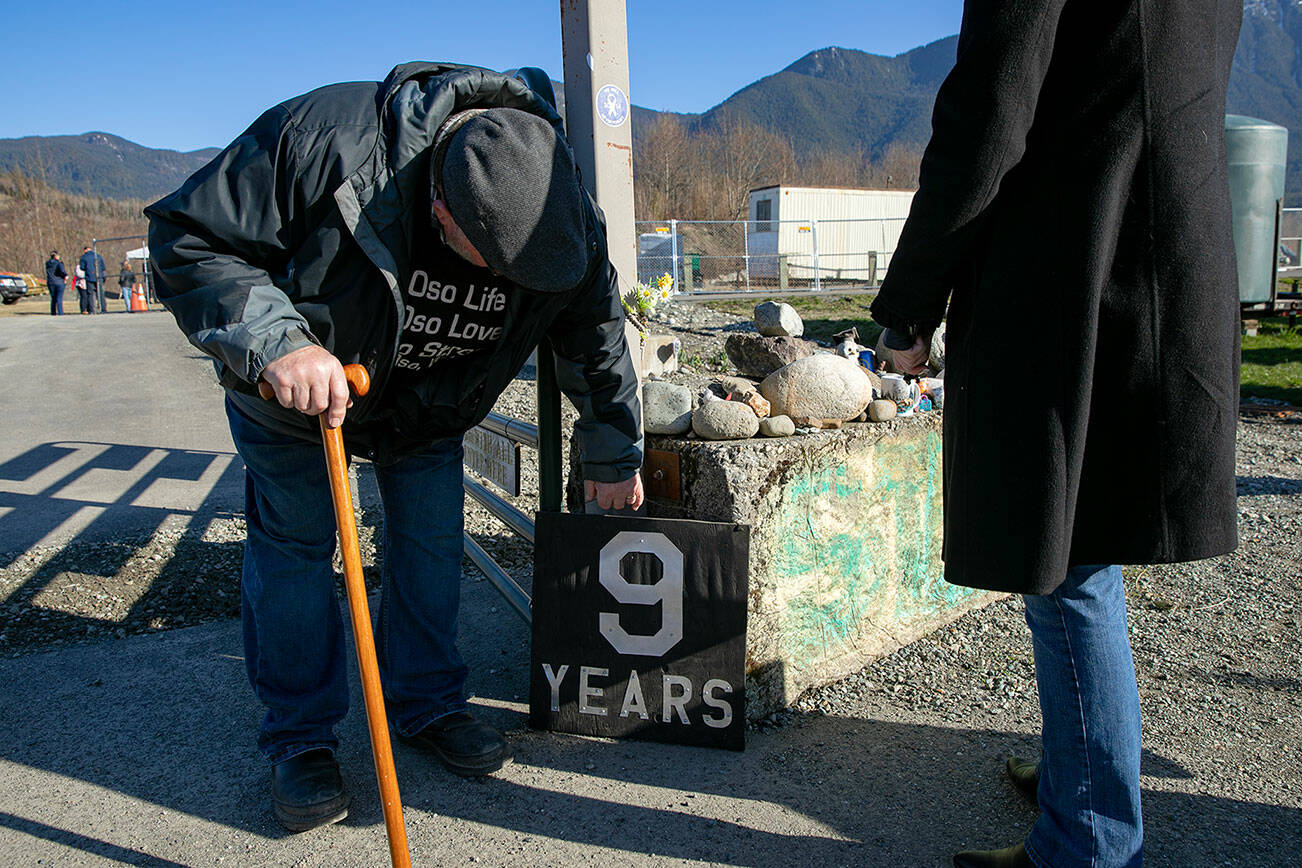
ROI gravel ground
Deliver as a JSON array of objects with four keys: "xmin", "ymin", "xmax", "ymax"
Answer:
[{"xmin": 2, "ymin": 300, "xmax": 1298, "ymax": 860}]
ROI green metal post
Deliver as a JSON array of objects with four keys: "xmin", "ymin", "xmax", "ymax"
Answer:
[{"xmin": 537, "ymin": 341, "xmax": 563, "ymax": 512}]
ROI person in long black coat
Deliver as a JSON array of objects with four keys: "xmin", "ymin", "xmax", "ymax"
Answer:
[{"xmin": 871, "ymin": 0, "xmax": 1243, "ymax": 865}]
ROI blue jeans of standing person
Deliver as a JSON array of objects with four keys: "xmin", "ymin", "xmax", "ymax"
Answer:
[
  {"xmin": 225, "ymin": 397, "xmax": 470, "ymax": 764},
  {"xmin": 49, "ymin": 285, "xmax": 63, "ymax": 315},
  {"xmin": 1023, "ymin": 564, "xmax": 1143, "ymax": 868}
]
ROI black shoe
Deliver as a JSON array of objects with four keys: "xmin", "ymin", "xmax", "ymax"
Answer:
[
  {"xmin": 271, "ymin": 749, "xmax": 350, "ymax": 833},
  {"xmin": 953, "ymin": 842, "xmax": 1034, "ymax": 868},
  {"xmin": 400, "ymin": 711, "xmax": 512, "ymax": 777},
  {"xmin": 1006, "ymin": 756, "xmax": 1040, "ymax": 805}
]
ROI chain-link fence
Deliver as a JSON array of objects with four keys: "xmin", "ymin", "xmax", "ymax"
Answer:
[
  {"xmin": 636, "ymin": 217, "xmax": 908, "ymax": 294},
  {"xmin": 1281, "ymin": 208, "xmax": 1302, "ymax": 266}
]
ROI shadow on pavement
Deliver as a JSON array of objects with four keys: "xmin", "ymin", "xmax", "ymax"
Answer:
[
  {"xmin": 0, "ymin": 441, "xmax": 247, "ymax": 653},
  {"xmin": 0, "ymin": 812, "xmax": 191, "ymax": 868},
  {"xmin": 0, "ymin": 442, "xmax": 1296, "ymax": 865},
  {"xmin": 0, "ymin": 608, "xmax": 1297, "ymax": 866}
]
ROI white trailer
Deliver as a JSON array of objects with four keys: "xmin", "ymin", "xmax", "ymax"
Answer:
[{"xmin": 746, "ymin": 185, "xmax": 915, "ymax": 286}]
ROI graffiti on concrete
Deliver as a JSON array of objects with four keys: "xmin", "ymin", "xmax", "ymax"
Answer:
[{"xmin": 770, "ymin": 430, "xmax": 980, "ymax": 672}]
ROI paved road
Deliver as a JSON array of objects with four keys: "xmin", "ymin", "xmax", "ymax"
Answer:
[
  {"xmin": 0, "ymin": 311, "xmax": 1295, "ymax": 867},
  {"xmin": 0, "ymin": 310, "xmax": 240, "ymax": 550}
]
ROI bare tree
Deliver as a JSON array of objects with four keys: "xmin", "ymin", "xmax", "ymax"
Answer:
[
  {"xmin": 633, "ymin": 115, "xmax": 695, "ymax": 219},
  {"xmin": 701, "ymin": 113, "xmax": 795, "ymax": 220},
  {"xmin": 867, "ymin": 142, "xmax": 925, "ymax": 189},
  {"xmin": 0, "ymin": 171, "xmax": 147, "ymax": 281}
]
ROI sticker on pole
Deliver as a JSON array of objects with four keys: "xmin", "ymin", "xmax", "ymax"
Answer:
[
  {"xmin": 596, "ymin": 84, "xmax": 629, "ymax": 128},
  {"xmin": 530, "ymin": 514, "xmax": 749, "ymax": 750}
]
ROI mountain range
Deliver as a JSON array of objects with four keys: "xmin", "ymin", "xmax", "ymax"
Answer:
[
  {"xmin": 0, "ymin": 132, "xmax": 218, "ymax": 201},
  {"xmin": 4, "ymin": 1, "xmax": 1302, "ymax": 203}
]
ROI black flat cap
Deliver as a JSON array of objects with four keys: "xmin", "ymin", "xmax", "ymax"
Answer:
[{"xmin": 438, "ymin": 108, "xmax": 588, "ymax": 293}]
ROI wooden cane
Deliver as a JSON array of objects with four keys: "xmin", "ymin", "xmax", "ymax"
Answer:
[{"xmin": 260, "ymin": 365, "xmax": 411, "ymax": 868}]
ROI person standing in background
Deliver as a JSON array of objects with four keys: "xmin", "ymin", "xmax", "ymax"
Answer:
[
  {"xmin": 79, "ymin": 245, "xmax": 107, "ymax": 314},
  {"xmin": 74, "ymin": 263, "xmax": 90, "ymax": 314},
  {"xmin": 870, "ymin": 0, "xmax": 1243, "ymax": 865},
  {"xmin": 45, "ymin": 251, "xmax": 67, "ymax": 315},
  {"xmin": 119, "ymin": 260, "xmax": 136, "ymax": 312}
]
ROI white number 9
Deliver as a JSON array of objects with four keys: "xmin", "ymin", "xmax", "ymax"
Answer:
[{"xmin": 598, "ymin": 532, "xmax": 684, "ymax": 657}]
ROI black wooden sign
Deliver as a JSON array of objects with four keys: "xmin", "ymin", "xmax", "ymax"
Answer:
[{"xmin": 530, "ymin": 514, "xmax": 749, "ymax": 751}]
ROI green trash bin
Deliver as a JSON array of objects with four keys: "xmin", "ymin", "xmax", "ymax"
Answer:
[{"xmin": 1226, "ymin": 114, "xmax": 1288, "ymax": 304}]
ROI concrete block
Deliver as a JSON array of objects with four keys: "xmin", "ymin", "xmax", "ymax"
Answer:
[{"xmin": 636, "ymin": 413, "xmax": 999, "ymax": 718}]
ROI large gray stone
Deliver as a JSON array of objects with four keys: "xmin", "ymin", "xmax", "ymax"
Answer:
[
  {"xmin": 928, "ymin": 324, "xmax": 946, "ymax": 372},
  {"xmin": 758, "ymin": 415, "xmax": 796, "ymax": 437},
  {"xmin": 754, "ymin": 301, "xmax": 804, "ymax": 337},
  {"xmin": 642, "ymin": 381, "xmax": 692, "ymax": 435},
  {"xmin": 867, "ymin": 399, "xmax": 898, "ymax": 422},
  {"xmin": 692, "ymin": 401, "xmax": 760, "ymax": 440},
  {"xmin": 724, "ymin": 333, "xmax": 818, "ymax": 379},
  {"xmin": 759, "ymin": 354, "xmax": 874, "ymax": 422}
]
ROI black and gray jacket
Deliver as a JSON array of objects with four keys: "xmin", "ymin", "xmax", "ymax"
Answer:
[{"xmin": 146, "ymin": 62, "xmax": 641, "ymax": 478}]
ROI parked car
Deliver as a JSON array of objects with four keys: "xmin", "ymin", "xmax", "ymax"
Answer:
[{"xmin": 0, "ymin": 273, "xmax": 28, "ymax": 304}]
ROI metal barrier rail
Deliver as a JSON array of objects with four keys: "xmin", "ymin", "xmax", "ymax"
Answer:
[{"xmin": 460, "ymin": 348, "xmax": 563, "ymax": 626}]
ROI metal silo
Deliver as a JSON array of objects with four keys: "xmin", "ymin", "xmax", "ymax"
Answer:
[{"xmin": 1225, "ymin": 114, "xmax": 1288, "ymax": 304}]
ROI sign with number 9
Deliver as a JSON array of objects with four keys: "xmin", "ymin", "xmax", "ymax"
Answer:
[{"xmin": 598, "ymin": 532, "xmax": 684, "ymax": 657}]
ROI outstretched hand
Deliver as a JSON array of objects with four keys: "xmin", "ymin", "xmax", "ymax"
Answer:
[
  {"xmin": 585, "ymin": 474, "xmax": 645, "ymax": 511},
  {"xmin": 891, "ymin": 335, "xmax": 932, "ymax": 376},
  {"xmin": 260, "ymin": 345, "xmax": 353, "ymax": 428}
]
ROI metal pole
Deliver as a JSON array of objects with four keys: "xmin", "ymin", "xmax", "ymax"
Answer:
[
  {"xmin": 91, "ymin": 239, "xmax": 105, "ymax": 313},
  {"xmin": 743, "ymin": 219, "xmax": 751, "ymax": 293},
  {"xmin": 537, "ymin": 340, "xmax": 563, "ymax": 512},
  {"xmin": 561, "ymin": 0, "xmax": 636, "ymax": 281},
  {"xmin": 669, "ymin": 218, "xmax": 679, "ymax": 291},
  {"xmin": 561, "ymin": 0, "xmax": 644, "ymax": 380},
  {"xmin": 811, "ymin": 220, "xmax": 821, "ymax": 292}
]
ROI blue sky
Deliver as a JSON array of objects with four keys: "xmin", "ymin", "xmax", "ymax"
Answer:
[{"xmin": 2, "ymin": 1, "xmax": 962, "ymax": 152}]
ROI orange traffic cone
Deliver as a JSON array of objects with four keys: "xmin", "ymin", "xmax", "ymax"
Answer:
[{"xmin": 129, "ymin": 283, "xmax": 147, "ymax": 312}]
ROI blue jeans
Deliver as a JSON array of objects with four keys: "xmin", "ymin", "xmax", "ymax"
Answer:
[
  {"xmin": 1024, "ymin": 564, "xmax": 1143, "ymax": 868},
  {"xmin": 226, "ymin": 397, "xmax": 469, "ymax": 764},
  {"xmin": 50, "ymin": 285, "xmax": 64, "ymax": 315}
]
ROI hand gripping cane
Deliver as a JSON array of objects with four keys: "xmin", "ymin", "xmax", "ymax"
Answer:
[{"xmin": 259, "ymin": 365, "xmax": 411, "ymax": 868}]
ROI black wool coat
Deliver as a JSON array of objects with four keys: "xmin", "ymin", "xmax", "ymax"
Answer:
[{"xmin": 871, "ymin": 0, "xmax": 1243, "ymax": 595}]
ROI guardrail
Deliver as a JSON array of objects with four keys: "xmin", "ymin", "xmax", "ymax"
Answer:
[{"xmin": 460, "ymin": 345, "xmax": 563, "ymax": 625}]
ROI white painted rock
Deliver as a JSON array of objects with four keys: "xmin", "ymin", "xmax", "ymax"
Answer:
[
  {"xmin": 754, "ymin": 301, "xmax": 804, "ymax": 337},
  {"xmin": 758, "ymin": 354, "xmax": 874, "ymax": 421},
  {"xmin": 692, "ymin": 401, "xmax": 760, "ymax": 440},
  {"xmin": 758, "ymin": 415, "xmax": 796, "ymax": 437},
  {"xmin": 642, "ymin": 381, "xmax": 693, "ymax": 435},
  {"xmin": 867, "ymin": 399, "xmax": 898, "ymax": 422}
]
